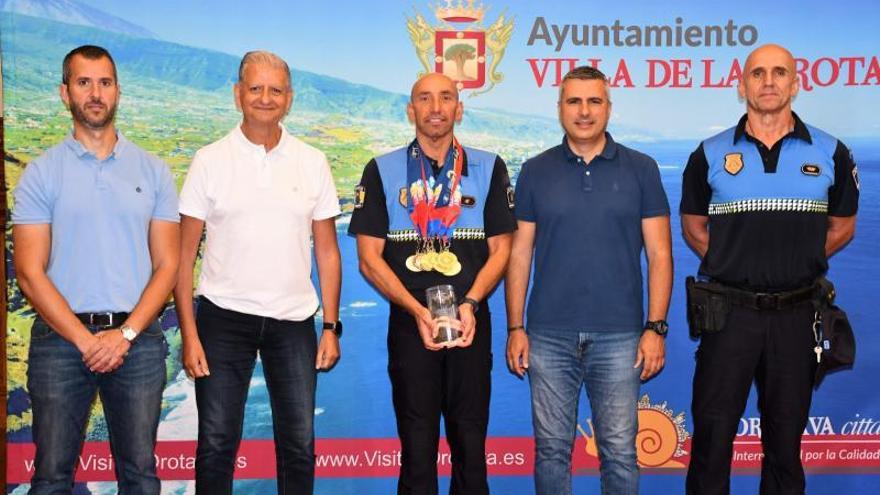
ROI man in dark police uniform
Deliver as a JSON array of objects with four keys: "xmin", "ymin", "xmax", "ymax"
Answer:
[
  {"xmin": 682, "ymin": 44, "xmax": 859, "ymax": 495},
  {"xmin": 349, "ymin": 72, "xmax": 515, "ymax": 494}
]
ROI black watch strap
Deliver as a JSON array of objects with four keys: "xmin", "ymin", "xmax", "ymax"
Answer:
[
  {"xmin": 644, "ymin": 319, "xmax": 669, "ymax": 337},
  {"xmin": 323, "ymin": 321, "xmax": 343, "ymax": 338},
  {"xmin": 460, "ymin": 297, "xmax": 480, "ymax": 313}
]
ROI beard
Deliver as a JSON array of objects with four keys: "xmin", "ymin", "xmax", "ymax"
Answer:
[{"xmin": 70, "ymin": 100, "xmax": 117, "ymax": 130}]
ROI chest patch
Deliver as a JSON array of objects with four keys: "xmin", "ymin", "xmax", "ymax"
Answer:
[
  {"xmin": 398, "ymin": 187, "xmax": 408, "ymax": 208},
  {"xmin": 801, "ymin": 163, "xmax": 821, "ymax": 176},
  {"xmin": 724, "ymin": 153, "xmax": 744, "ymax": 175}
]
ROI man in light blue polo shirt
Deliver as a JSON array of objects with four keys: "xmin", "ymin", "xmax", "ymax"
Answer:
[
  {"xmin": 12, "ymin": 45, "xmax": 179, "ymax": 495},
  {"xmin": 505, "ymin": 66, "xmax": 673, "ymax": 495}
]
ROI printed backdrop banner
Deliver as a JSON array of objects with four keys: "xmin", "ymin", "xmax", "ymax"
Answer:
[{"xmin": 2, "ymin": 0, "xmax": 879, "ymax": 493}]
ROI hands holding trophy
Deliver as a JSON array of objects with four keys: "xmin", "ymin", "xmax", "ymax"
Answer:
[{"xmin": 425, "ymin": 284, "xmax": 474, "ymax": 348}]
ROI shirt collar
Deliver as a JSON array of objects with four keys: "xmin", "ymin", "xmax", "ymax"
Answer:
[
  {"xmin": 561, "ymin": 132, "xmax": 618, "ymax": 165},
  {"xmin": 408, "ymin": 138, "xmax": 470, "ymax": 176},
  {"xmin": 733, "ymin": 112, "xmax": 812, "ymax": 145},
  {"xmin": 63, "ymin": 130, "xmax": 127, "ymax": 161},
  {"xmin": 234, "ymin": 123, "xmax": 292, "ymax": 157}
]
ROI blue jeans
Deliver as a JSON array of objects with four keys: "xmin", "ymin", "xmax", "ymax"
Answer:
[
  {"xmin": 27, "ymin": 317, "xmax": 168, "ymax": 495},
  {"xmin": 528, "ymin": 329, "xmax": 642, "ymax": 495},
  {"xmin": 194, "ymin": 297, "xmax": 317, "ymax": 495}
]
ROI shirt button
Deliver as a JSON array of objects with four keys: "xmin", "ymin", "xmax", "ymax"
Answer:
[{"xmin": 585, "ymin": 171, "xmax": 591, "ymax": 175}]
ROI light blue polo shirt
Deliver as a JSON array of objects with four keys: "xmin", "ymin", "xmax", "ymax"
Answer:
[{"xmin": 12, "ymin": 132, "xmax": 179, "ymax": 313}]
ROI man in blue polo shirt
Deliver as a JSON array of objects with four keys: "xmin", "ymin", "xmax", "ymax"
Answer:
[
  {"xmin": 505, "ymin": 66, "xmax": 672, "ymax": 495},
  {"xmin": 12, "ymin": 45, "xmax": 179, "ymax": 495}
]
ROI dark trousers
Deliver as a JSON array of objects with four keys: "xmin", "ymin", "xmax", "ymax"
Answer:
[
  {"xmin": 194, "ymin": 297, "xmax": 317, "ymax": 495},
  {"xmin": 686, "ymin": 302, "xmax": 818, "ymax": 495},
  {"xmin": 388, "ymin": 305, "xmax": 492, "ymax": 495}
]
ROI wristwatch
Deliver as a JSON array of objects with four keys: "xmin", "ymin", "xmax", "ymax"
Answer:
[
  {"xmin": 323, "ymin": 321, "xmax": 343, "ymax": 338},
  {"xmin": 644, "ymin": 320, "xmax": 669, "ymax": 337},
  {"xmin": 119, "ymin": 323, "xmax": 138, "ymax": 342},
  {"xmin": 460, "ymin": 297, "xmax": 480, "ymax": 313}
]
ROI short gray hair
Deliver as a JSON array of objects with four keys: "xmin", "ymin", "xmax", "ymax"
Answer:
[
  {"xmin": 559, "ymin": 65, "xmax": 611, "ymax": 103},
  {"xmin": 238, "ymin": 50, "xmax": 292, "ymax": 88}
]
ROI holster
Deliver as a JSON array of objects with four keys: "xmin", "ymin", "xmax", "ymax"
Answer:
[
  {"xmin": 812, "ymin": 278, "xmax": 856, "ymax": 387},
  {"xmin": 685, "ymin": 276, "xmax": 731, "ymax": 338}
]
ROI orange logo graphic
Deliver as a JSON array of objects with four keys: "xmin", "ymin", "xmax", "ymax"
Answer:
[{"xmin": 578, "ymin": 394, "xmax": 689, "ymax": 468}]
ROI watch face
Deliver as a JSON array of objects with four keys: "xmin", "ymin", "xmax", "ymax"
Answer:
[{"xmin": 646, "ymin": 321, "xmax": 668, "ymax": 335}]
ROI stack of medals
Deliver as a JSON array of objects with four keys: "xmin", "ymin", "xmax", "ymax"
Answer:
[{"xmin": 404, "ymin": 137, "xmax": 463, "ymax": 277}]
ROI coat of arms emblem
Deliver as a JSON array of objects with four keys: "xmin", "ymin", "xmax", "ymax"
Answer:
[{"xmin": 406, "ymin": 1, "xmax": 514, "ymax": 97}]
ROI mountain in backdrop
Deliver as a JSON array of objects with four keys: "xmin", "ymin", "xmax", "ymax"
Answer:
[
  {"xmin": 0, "ymin": 0, "xmax": 155, "ymax": 38},
  {"xmin": 0, "ymin": 10, "xmax": 562, "ymax": 140}
]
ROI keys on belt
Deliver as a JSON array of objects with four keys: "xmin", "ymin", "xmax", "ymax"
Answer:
[{"xmin": 75, "ymin": 312, "xmax": 130, "ymax": 329}]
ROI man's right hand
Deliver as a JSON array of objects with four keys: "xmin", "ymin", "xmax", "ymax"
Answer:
[
  {"xmin": 182, "ymin": 333, "xmax": 211, "ymax": 378},
  {"xmin": 414, "ymin": 306, "xmax": 444, "ymax": 351},
  {"xmin": 506, "ymin": 329, "xmax": 530, "ymax": 377}
]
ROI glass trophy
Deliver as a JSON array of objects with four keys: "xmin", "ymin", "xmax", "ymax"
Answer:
[{"xmin": 425, "ymin": 284, "xmax": 461, "ymax": 344}]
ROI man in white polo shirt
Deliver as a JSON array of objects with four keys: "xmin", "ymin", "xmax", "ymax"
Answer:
[{"xmin": 174, "ymin": 51, "xmax": 342, "ymax": 495}]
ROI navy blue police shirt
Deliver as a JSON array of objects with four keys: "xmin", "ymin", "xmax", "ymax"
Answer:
[
  {"xmin": 515, "ymin": 134, "xmax": 670, "ymax": 333},
  {"xmin": 680, "ymin": 113, "xmax": 860, "ymax": 291},
  {"xmin": 348, "ymin": 142, "xmax": 516, "ymax": 307}
]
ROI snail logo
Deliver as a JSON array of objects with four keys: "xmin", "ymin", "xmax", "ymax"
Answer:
[
  {"xmin": 405, "ymin": 1, "xmax": 514, "ymax": 96},
  {"xmin": 578, "ymin": 394, "xmax": 690, "ymax": 468}
]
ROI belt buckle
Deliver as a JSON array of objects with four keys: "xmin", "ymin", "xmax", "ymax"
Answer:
[
  {"xmin": 89, "ymin": 312, "xmax": 114, "ymax": 328},
  {"xmin": 755, "ymin": 293, "xmax": 779, "ymax": 310}
]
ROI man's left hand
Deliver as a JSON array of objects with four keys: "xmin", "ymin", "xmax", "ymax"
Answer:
[
  {"xmin": 316, "ymin": 331, "xmax": 341, "ymax": 370},
  {"xmin": 450, "ymin": 303, "xmax": 476, "ymax": 348},
  {"xmin": 94, "ymin": 329, "xmax": 132, "ymax": 372},
  {"xmin": 634, "ymin": 331, "xmax": 666, "ymax": 381}
]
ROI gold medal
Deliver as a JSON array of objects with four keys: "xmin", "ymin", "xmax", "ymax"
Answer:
[
  {"xmin": 433, "ymin": 251, "xmax": 455, "ymax": 273},
  {"xmin": 406, "ymin": 254, "xmax": 422, "ymax": 272},
  {"xmin": 437, "ymin": 250, "xmax": 457, "ymax": 266},
  {"xmin": 419, "ymin": 251, "xmax": 438, "ymax": 271},
  {"xmin": 440, "ymin": 261, "xmax": 462, "ymax": 277}
]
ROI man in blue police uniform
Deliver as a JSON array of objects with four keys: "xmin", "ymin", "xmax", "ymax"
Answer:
[
  {"xmin": 505, "ymin": 66, "xmax": 673, "ymax": 495},
  {"xmin": 682, "ymin": 44, "xmax": 859, "ymax": 495},
  {"xmin": 12, "ymin": 45, "xmax": 180, "ymax": 495},
  {"xmin": 349, "ymin": 73, "xmax": 515, "ymax": 495}
]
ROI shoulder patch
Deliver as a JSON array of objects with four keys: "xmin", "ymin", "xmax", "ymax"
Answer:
[
  {"xmin": 852, "ymin": 166, "xmax": 860, "ymax": 190},
  {"xmin": 354, "ymin": 185, "xmax": 365, "ymax": 209},
  {"xmin": 724, "ymin": 153, "xmax": 743, "ymax": 175},
  {"xmin": 506, "ymin": 185, "xmax": 515, "ymax": 209}
]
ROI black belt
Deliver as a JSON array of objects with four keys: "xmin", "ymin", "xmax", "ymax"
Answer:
[
  {"xmin": 75, "ymin": 312, "xmax": 130, "ymax": 328},
  {"xmin": 721, "ymin": 283, "xmax": 817, "ymax": 311}
]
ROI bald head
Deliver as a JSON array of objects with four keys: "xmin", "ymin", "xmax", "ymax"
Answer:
[
  {"xmin": 410, "ymin": 73, "xmax": 459, "ymax": 103},
  {"xmin": 407, "ymin": 72, "xmax": 462, "ymax": 144},
  {"xmin": 738, "ymin": 43, "xmax": 799, "ymax": 115},
  {"xmin": 744, "ymin": 44, "xmax": 796, "ymax": 75}
]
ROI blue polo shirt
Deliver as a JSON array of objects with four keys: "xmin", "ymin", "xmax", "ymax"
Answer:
[
  {"xmin": 12, "ymin": 132, "xmax": 179, "ymax": 313},
  {"xmin": 515, "ymin": 134, "xmax": 669, "ymax": 333}
]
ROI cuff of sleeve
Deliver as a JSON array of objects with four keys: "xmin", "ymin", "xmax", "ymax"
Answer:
[{"xmin": 178, "ymin": 206, "xmax": 207, "ymax": 221}]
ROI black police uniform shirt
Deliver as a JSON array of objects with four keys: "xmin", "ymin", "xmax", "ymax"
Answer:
[
  {"xmin": 680, "ymin": 113, "xmax": 860, "ymax": 291},
  {"xmin": 348, "ymin": 141, "xmax": 516, "ymax": 307}
]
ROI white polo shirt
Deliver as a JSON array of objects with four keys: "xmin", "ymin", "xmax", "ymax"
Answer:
[{"xmin": 179, "ymin": 124, "xmax": 341, "ymax": 320}]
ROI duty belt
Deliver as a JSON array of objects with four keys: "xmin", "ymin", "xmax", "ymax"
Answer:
[
  {"xmin": 75, "ymin": 312, "xmax": 130, "ymax": 328},
  {"xmin": 719, "ymin": 283, "xmax": 816, "ymax": 311}
]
